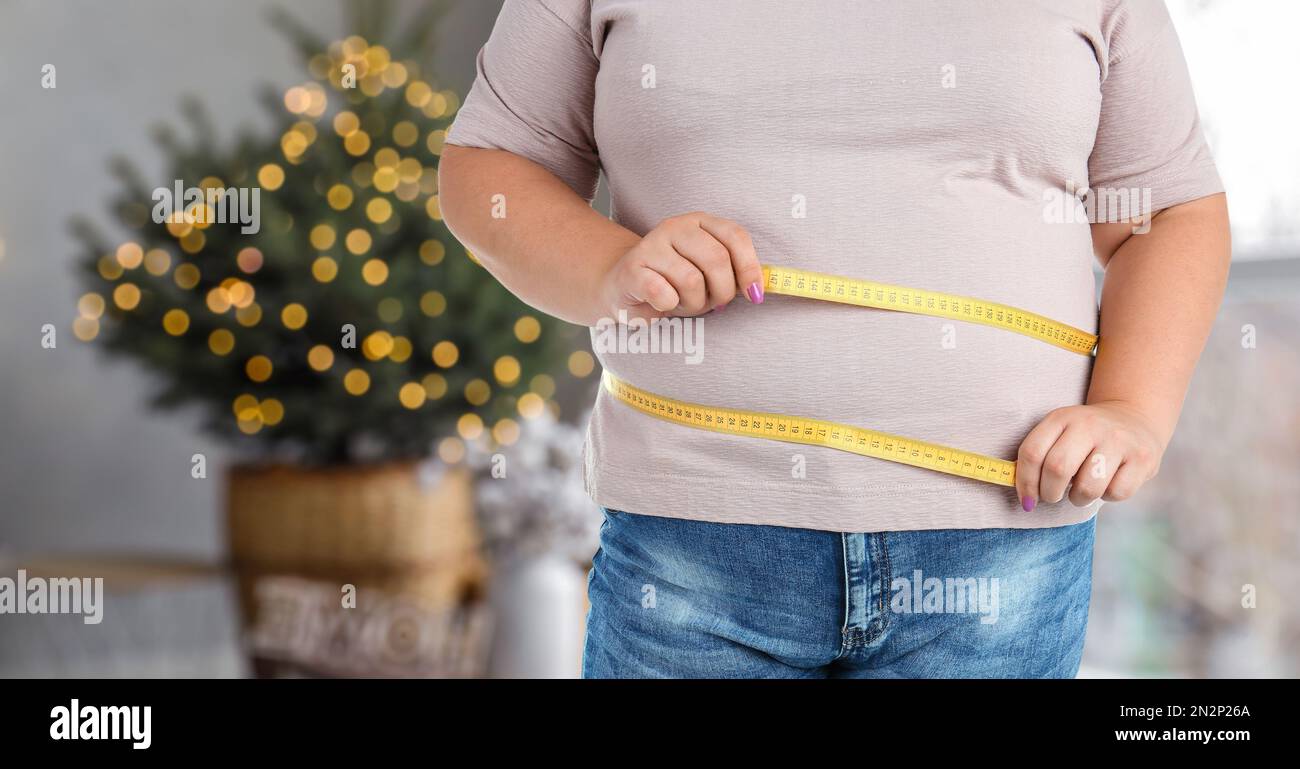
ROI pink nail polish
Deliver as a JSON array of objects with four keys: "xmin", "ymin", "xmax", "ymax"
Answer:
[
  {"xmin": 746, "ymin": 282, "xmax": 764, "ymax": 304},
  {"xmin": 713, "ymin": 303, "xmax": 726, "ymax": 313},
  {"xmin": 1021, "ymin": 496, "xmax": 1036, "ymax": 512}
]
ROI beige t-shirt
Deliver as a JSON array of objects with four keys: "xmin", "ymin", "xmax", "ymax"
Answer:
[{"xmin": 447, "ymin": 0, "xmax": 1223, "ymax": 532}]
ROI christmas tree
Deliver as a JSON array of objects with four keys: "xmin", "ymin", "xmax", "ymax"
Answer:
[{"xmin": 69, "ymin": 1, "xmax": 592, "ymax": 465}]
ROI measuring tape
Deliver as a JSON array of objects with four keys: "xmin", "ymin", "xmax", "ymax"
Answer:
[
  {"xmin": 761, "ymin": 265, "xmax": 1097, "ymax": 356},
  {"xmin": 602, "ymin": 266, "xmax": 1099, "ymax": 487},
  {"xmin": 603, "ymin": 372, "xmax": 1018, "ymax": 486}
]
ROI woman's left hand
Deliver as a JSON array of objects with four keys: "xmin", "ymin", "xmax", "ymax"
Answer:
[{"xmin": 1015, "ymin": 401, "xmax": 1166, "ymax": 511}]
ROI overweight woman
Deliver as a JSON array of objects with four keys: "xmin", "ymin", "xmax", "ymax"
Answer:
[{"xmin": 439, "ymin": 0, "xmax": 1230, "ymax": 678}]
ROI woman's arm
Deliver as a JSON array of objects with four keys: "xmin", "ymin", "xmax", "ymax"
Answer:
[
  {"xmin": 439, "ymin": 144, "xmax": 636, "ymax": 326},
  {"xmin": 1015, "ymin": 192, "xmax": 1231, "ymax": 510},
  {"xmin": 439, "ymin": 144, "xmax": 763, "ymax": 327}
]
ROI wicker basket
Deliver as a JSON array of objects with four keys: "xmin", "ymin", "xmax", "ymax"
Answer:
[{"xmin": 225, "ymin": 461, "xmax": 486, "ymax": 630}]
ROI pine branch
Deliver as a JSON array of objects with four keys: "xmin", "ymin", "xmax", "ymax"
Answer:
[
  {"xmin": 266, "ymin": 4, "xmax": 329, "ymax": 63},
  {"xmin": 180, "ymin": 96, "xmax": 217, "ymax": 150}
]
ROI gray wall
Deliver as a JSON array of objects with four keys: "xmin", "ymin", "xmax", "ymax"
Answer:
[{"xmin": 0, "ymin": 0, "xmax": 504, "ymax": 557}]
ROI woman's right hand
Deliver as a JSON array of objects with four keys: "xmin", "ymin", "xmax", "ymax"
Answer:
[{"xmin": 597, "ymin": 212, "xmax": 766, "ymax": 321}]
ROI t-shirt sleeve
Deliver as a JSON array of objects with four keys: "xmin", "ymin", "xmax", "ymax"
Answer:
[
  {"xmin": 1088, "ymin": 0, "xmax": 1223, "ymax": 215},
  {"xmin": 445, "ymin": 0, "xmax": 601, "ymax": 201}
]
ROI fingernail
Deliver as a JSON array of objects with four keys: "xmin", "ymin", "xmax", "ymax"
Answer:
[
  {"xmin": 746, "ymin": 282, "xmax": 764, "ymax": 304},
  {"xmin": 713, "ymin": 303, "xmax": 726, "ymax": 313},
  {"xmin": 1021, "ymin": 496, "xmax": 1036, "ymax": 513}
]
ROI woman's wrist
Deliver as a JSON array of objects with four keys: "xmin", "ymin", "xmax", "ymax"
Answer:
[{"xmin": 1083, "ymin": 393, "xmax": 1178, "ymax": 451}]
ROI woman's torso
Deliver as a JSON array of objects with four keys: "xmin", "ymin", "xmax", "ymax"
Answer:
[{"xmin": 583, "ymin": 0, "xmax": 1104, "ymax": 529}]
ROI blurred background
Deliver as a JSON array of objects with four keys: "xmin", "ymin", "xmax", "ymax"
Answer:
[{"xmin": 0, "ymin": 0, "xmax": 1295, "ymax": 678}]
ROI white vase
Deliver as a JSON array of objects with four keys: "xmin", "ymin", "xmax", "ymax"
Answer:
[{"xmin": 486, "ymin": 549, "xmax": 587, "ymax": 679}]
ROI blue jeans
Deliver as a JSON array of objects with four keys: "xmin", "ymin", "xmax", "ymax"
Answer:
[{"xmin": 583, "ymin": 509, "xmax": 1096, "ymax": 678}]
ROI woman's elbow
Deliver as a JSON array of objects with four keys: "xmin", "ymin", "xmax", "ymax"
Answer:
[{"xmin": 436, "ymin": 144, "xmax": 476, "ymax": 236}]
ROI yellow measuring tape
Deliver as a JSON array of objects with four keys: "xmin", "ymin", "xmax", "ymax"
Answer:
[
  {"xmin": 603, "ymin": 372, "xmax": 1018, "ymax": 486},
  {"xmin": 760, "ymin": 265, "xmax": 1097, "ymax": 356},
  {"xmin": 603, "ymin": 265, "xmax": 1099, "ymax": 487}
]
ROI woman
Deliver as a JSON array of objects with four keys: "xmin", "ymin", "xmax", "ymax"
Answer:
[{"xmin": 439, "ymin": 0, "xmax": 1230, "ymax": 678}]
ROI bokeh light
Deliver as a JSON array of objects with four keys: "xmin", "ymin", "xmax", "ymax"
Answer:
[
  {"xmin": 259, "ymin": 398, "xmax": 285, "ymax": 426},
  {"xmin": 245, "ymin": 355, "xmax": 273, "ymax": 383},
  {"xmin": 514, "ymin": 316, "xmax": 541, "ymax": 343},
  {"xmin": 116, "ymin": 242, "xmax": 144, "ymax": 269},
  {"xmin": 345, "ymin": 228, "xmax": 372, "ymax": 255},
  {"xmin": 257, "ymin": 164, "xmax": 285, "ymax": 190},
  {"xmin": 432, "ymin": 340, "xmax": 458, "ymax": 368},
  {"xmin": 493, "ymin": 355, "xmax": 521, "ymax": 386},
  {"xmin": 517, "ymin": 392, "xmax": 545, "ymax": 419},
  {"xmin": 162, "ymin": 309, "xmax": 190, "ymax": 336},
  {"xmin": 307, "ymin": 345, "xmax": 334, "ymax": 371},
  {"xmin": 208, "ymin": 329, "xmax": 235, "ymax": 356},
  {"xmin": 236, "ymin": 303, "xmax": 262, "ymax": 327},
  {"xmin": 361, "ymin": 258, "xmax": 388, "ymax": 285},
  {"xmin": 327, "ymin": 184, "xmax": 354, "ymax": 210},
  {"xmin": 568, "ymin": 350, "xmax": 595, "ymax": 377},
  {"xmin": 72, "ymin": 317, "xmax": 99, "ymax": 342},
  {"xmin": 388, "ymin": 335, "xmax": 412, "ymax": 362},
  {"xmin": 310, "ymin": 224, "xmax": 336, "ymax": 250},
  {"xmin": 419, "ymin": 240, "xmax": 445, "ymax": 266},
  {"xmin": 97, "ymin": 255, "xmax": 124, "ymax": 280},
  {"xmin": 144, "ymin": 248, "xmax": 171, "ymax": 276},
  {"xmin": 399, "ymin": 382, "xmax": 426, "ymax": 409},
  {"xmin": 113, "ymin": 283, "xmax": 141, "ymax": 310},
  {"xmin": 366, "ymin": 198, "xmax": 393, "ymax": 223},
  {"xmin": 343, "ymin": 368, "xmax": 371, "ymax": 396},
  {"xmin": 77, "ymin": 293, "xmax": 105, "ymax": 320},
  {"xmin": 392, "ymin": 121, "xmax": 418, "ymax": 147},
  {"xmin": 333, "ymin": 111, "xmax": 360, "ymax": 136},
  {"xmin": 236, "ymin": 247, "xmax": 263, "ymax": 274},
  {"xmin": 421, "ymin": 373, "xmax": 447, "ymax": 399},
  {"xmin": 173, "ymin": 263, "xmax": 200, "ymax": 289},
  {"xmin": 206, "ymin": 287, "xmax": 233, "ymax": 314},
  {"xmin": 281, "ymin": 303, "xmax": 308, "ymax": 330},
  {"xmin": 456, "ymin": 413, "xmax": 484, "ymax": 440},
  {"xmin": 493, "ymin": 418, "xmax": 521, "ymax": 446},
  {"xmin": 362, "ymin": 330, "xmax": 394, "ymax": 360},
  {"xmin": 464, "ymin": 378, "xmax": 490, "ymax": 406},
  {"xmin": 312, "ymin": 256, "xmax": 338, "ymax": 283},
  {"xmin": 419, "ymin": 290, "xmax": 446, "ymax": 317}
]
